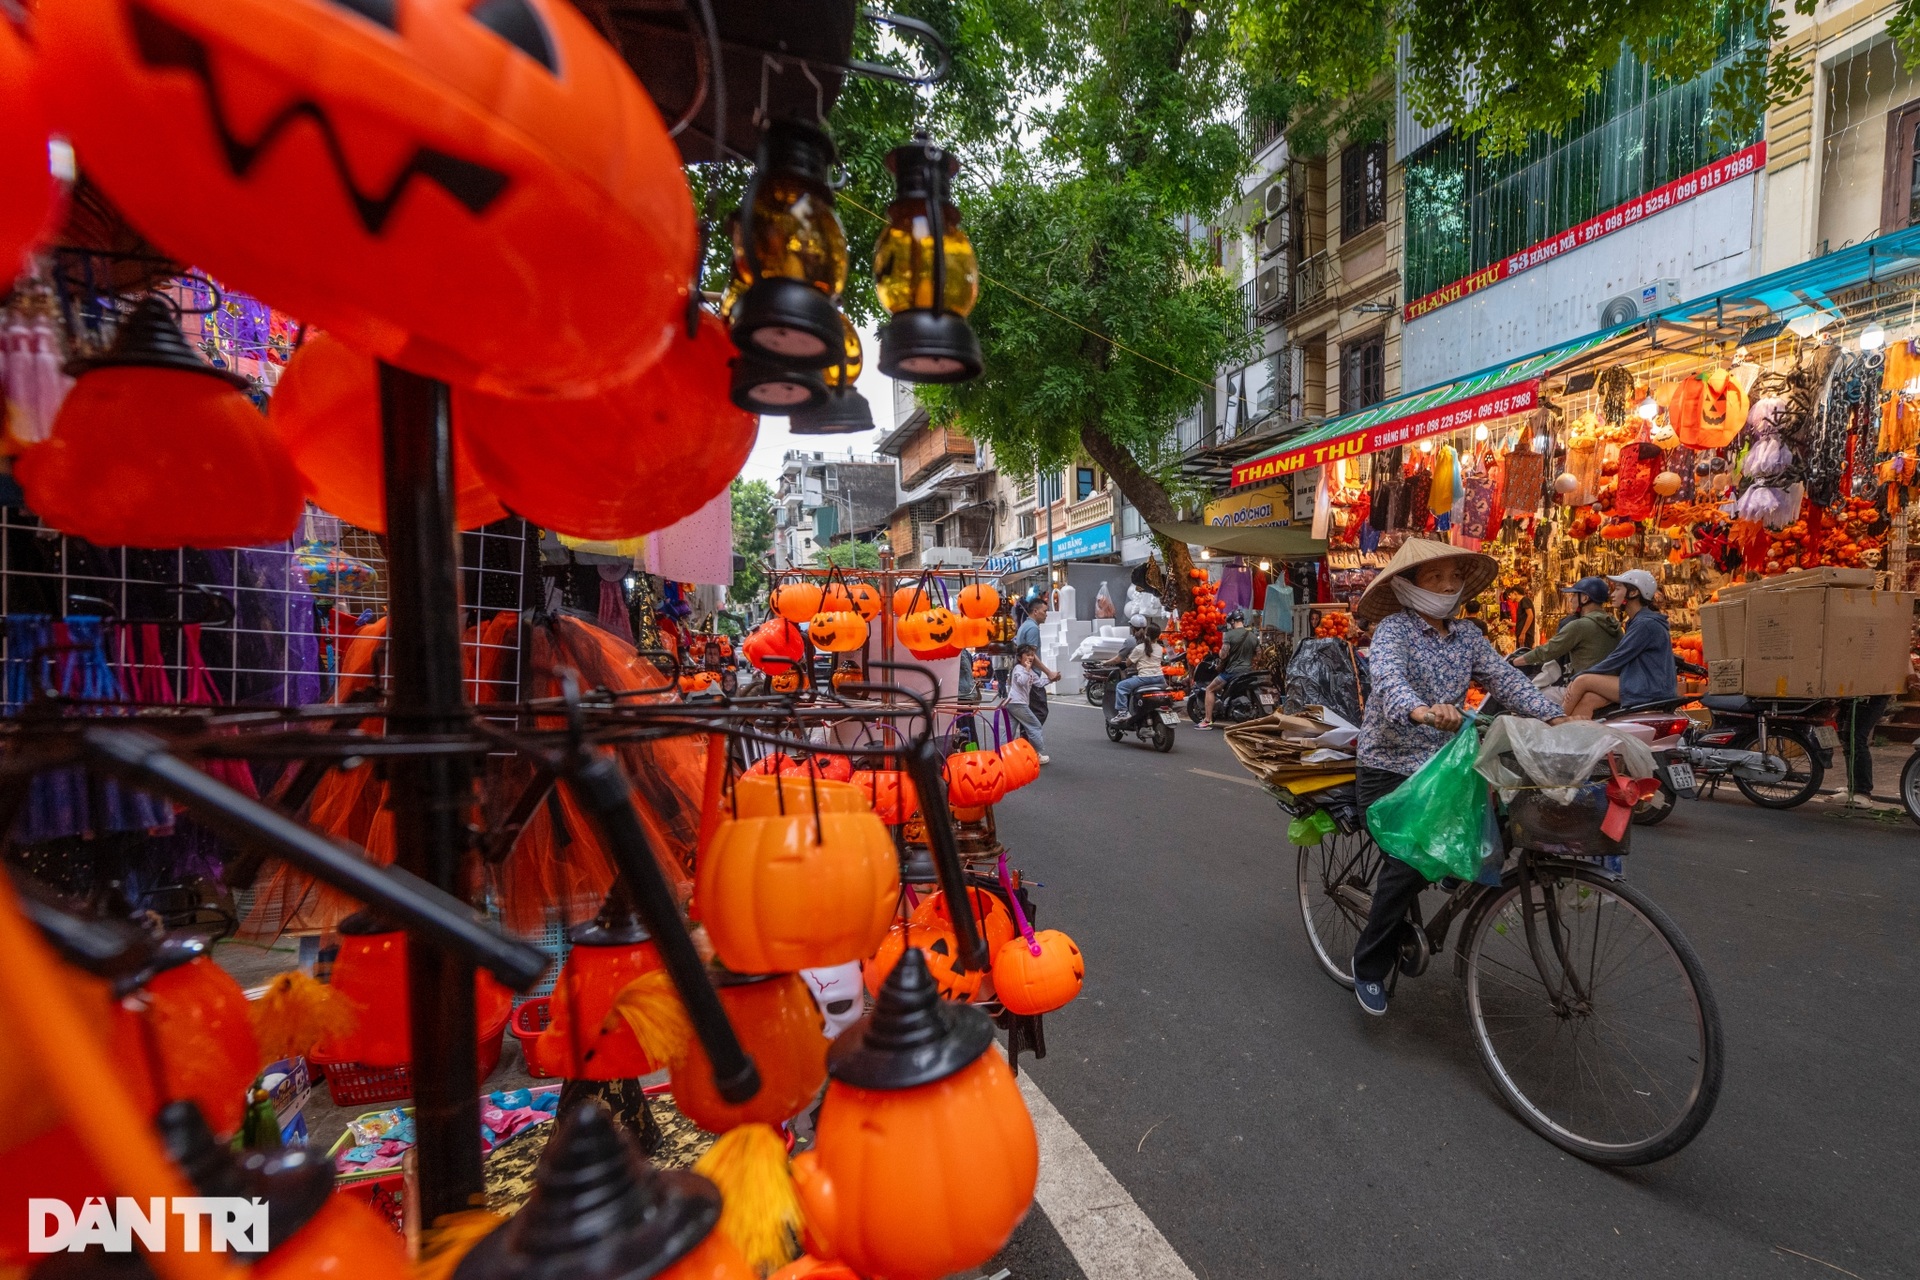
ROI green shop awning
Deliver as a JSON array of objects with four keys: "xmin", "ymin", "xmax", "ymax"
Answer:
[
  {"xmin": 1151, "ymin": 521, "xmax": 1328, "ymax": 560},
  {"xmin": 1229, "ymin": 331, "xmax": 1617, "ymax": 488}
]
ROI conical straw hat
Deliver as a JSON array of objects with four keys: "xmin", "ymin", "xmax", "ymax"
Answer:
[{"xmin": 1352, "ymin": 537, "xmax": 1499, "ymax": 625}]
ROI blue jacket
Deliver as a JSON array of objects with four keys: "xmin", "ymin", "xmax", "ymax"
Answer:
[{"xmin": 1582, "ymin": 607, "xmax": 1676, "ymax": 707}]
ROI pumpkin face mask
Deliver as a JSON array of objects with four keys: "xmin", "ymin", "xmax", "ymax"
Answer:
[{"xmin": 40, "ymin": 0, "xmax": 695, "ymax": 398}]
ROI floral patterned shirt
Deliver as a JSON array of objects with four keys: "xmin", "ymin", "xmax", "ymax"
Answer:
[{"xmin": 1359, "ymin": 608, "xmax": 1562, "ymax": 773}]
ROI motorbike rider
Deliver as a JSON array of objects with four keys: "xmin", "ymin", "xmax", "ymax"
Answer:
[
  {"xmin": 1349, "ymin": 540, "xmax": 1568, "ymax": 1017},
  {"xmin": 1108, "ymin": 614, "xmax": 1167, "ymax": 722},
  {"xmin": 1508, "ymin": 576, "xmax": 1622, "ymax": 679},
  {"xmin": 1563, "ymin": 570, "xmax": 1677, "ymax": 720},
  {"xmin": 1197, "ymin": 609, "xmax": 1259, "ymax": 730}
]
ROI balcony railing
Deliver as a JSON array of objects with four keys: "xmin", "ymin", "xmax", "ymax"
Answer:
[{"xmin": 1293, "ymin": 250, "xmax": 1332, "ymax": 312}]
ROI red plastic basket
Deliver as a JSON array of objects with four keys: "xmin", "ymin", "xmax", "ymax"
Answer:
[
  {"xmin": 314, "ymin": 1012, "xmax": 510, "ymax": 1106},
  {"xmin": 512, "ymin": 997, "xmax": 553, "ymax": 1078}
]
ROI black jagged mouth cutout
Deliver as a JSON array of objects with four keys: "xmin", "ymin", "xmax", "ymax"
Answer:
[{"xmin": 128, "ymin": 2, "xmax": 511, "ymax": 236}]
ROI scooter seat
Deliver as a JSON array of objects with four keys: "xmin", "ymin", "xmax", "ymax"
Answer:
[{"xmin": 1699, "ymin": 694, "xmax": 1751, "ymax": 712}]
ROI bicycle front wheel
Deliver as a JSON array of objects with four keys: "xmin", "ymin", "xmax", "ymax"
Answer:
[
  {"xmin": 1463, "ymin": 863, "xmax": 1723, "ymax": 1165},
  {"xmin": 1296, "ymin": 828, "xmax": 1381, "ymax": 988}
]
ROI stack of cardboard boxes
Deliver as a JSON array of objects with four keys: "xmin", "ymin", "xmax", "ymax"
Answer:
[{"xmin": 1698, "ymin": 568, "xmax": 1916, "ymax": 699}]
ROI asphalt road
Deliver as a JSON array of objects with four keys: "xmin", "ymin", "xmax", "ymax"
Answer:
[{"xmin": 985, "ymin": 699, "xmax": 1919, "ymax": 1280}]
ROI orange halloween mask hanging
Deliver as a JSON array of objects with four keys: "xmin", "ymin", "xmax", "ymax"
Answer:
[
  {"xmin": 455, "ymin": 310, "xmax": 755, "ymax": 540},
  {"xmin": 793, "ymin": 949, "xmax": 1037, "ymax": 1280},
  {"xmin": 17, "ymin": 297, "xmax": 305, "ymax": 549},
  {"xmin": 39, "ymin": 0, "xmax": 695, "ymax": 398},
  {"xmin": 272, "ymin": 332, "xmax": 506, "ymax": 532}
]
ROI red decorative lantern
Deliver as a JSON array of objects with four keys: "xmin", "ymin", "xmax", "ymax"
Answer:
[
  {"xmin": 319, "ymin": 916, "xmax": 513, "ymax": 1068},
  {"xmin": 779, "ymin": 754, "xmax": 854, "ymax": 783},
  {"xmin": 117, "ymin": 947, "xmax": 260, "ymax": 1138},
  {"xmin": 271, "ymin": 333, "xmax": 505, "ymax": 533},
  {"xmin": 1, "ymin": 19, "xmax": 59, "ymax": 276},
  {"xmin": 39, "ymin": 0, "xmax": 694, "ymax": 398},
  {"xmin": 455, "ymin": 311, "xmax": 755, "ymax": 540},
  {"xmin": 943, "ymin": 749, "xmax": 1008, "ymax": 809},
  {"xmin": 698, "ymin": 811, "xmax": 899, "ymax": 973},
  {"xmin": 992, "ymin": 930, "xmax": 1084, "ymax": 1015},
  {"xmin": 793, "ymin": 950, "xmax": 1036, "ymax": 1280},
  {"xmin": 17, "ymin": 298, "xmax": 304, "ymax": 549},
  {"xmin": 956, "ymin": 583, "xmax": 1000, "ymax": 618},
  {"xmin": 532, "ymin": 896, "xmax": 662, "ymax": 1080},
  {"xmin": 741, "ymin": 620, "xmax": 805, "ymax": 675},
  {"xmin": 669, "ymin": 971, "xmax": 826, "ymax": 1133},
  {"xmin": 772, "ymin": 581, "xmax": 826, "ymax": 624}
]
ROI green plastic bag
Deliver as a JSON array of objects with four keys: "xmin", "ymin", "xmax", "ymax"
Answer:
[
  {"xmin": 1286, "ymin": 808, "xmax": 1336, "ymax": 846},
  {"xmin": 1366, "ymin": 721, "xmax": 1489, "ymax": 882}
]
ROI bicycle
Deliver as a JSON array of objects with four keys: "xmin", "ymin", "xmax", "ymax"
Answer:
[{"xmin": 1278, "ymin": 763, "xmax": 1724, "ymax": 1166}]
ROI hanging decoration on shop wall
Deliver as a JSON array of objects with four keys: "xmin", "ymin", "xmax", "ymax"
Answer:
[{"xmin": 38, "ymin": 0, "xmax": 696, "ymax": 398}]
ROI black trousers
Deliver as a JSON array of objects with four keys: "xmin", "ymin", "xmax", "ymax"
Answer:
[
  {"xmin": 1030, "ymin": 685, "xmax": 1049, "ymax": 724},
  {"xmin": 1843, "ymin": 695, "xmax": 1893, "ymax": 795},
  {"xmin": 1352, "ymin": 766, "xmax": 1429, "ymax": 984}
]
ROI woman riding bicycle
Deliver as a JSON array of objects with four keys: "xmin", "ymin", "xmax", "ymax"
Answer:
[{"xmin": 1348, "ymin": 539, "xmax": 1567, "ymax": 1017}]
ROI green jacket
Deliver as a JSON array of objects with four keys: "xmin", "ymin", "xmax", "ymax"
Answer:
[{"xmin": 1518, "ymin": 611, "xmax": 1622, "ymax": 675}]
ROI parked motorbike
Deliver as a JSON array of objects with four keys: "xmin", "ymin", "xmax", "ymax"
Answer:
[
  {"xmin": 1605, "ymin": 691, "xmax": 1838, "ymax": 816},
  {"xmin": 1182, "ymin": 654, "xmax": 1276, "ymax": 724},
  {"xmin": 1082, "ymin": 658, "xmax": 1115, "ymax": 707},
  {"xmin": 1901, "ymin": 742, "xmax": 1920, "ymax": 827},
  {"xmin": 1100, "ymin": 667, "xmax": 1178, "ymax": 752}
]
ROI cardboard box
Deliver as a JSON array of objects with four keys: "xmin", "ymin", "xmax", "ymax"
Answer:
[
  {"xmin": 1741, "ymin": 587, "xmax": 1916, "ymax": 698},
  {"xmin": 1707, "ymin": 659, "xmax": 1744, "ymax": 695},
  {"xmin": 1698, "ymin": 599, "xmax": 1746, "ymax": 664},
  {"xmin": 1719, "ymin": 566, "xmax": 1879, "ymax": 600}
]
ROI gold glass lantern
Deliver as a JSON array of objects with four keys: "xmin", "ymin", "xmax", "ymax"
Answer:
[
  {"xmin": 729, "ymin": 119, "xmax": 849, "ymax": 367},
  {"xmin": 791, "ymin": 312, "xmax": 875, "ymax": 434},
  {"xmin": 874, "ymin": 132, "xmax": 981, "ymax": 382}
]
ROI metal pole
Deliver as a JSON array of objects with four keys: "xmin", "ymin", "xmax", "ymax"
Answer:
[{"xmin": 378, "ymin": 362, "xmax": 483, "ymax": 1221}]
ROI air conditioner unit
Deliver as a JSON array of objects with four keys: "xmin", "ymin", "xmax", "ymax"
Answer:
[
  {"xmin": 1258, "ymin": 175, "xmax": 1290, "ymax": 258},
  {"xmin": 1598, "ymin": 278, "xmax": 1680, "ymax": 328},
  {"xmin": 1255, "ymin": 265, "xmax": 1286, "ymax": 317},
  {"xmin": 922, "ymin": 547, "xmax": 975, "ymax": 568}
]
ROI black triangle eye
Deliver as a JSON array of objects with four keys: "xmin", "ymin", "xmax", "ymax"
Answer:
[
  {"xmin": 326, "ymin": 0, "xmax": 396, "ymax": 30},
  {"xmin": 470, "ymin": 0, "xmax": 557, "ymax": 72},
  {"xmin": 929, "ymin": 938, "xmax": 951, "ymax": 956}
]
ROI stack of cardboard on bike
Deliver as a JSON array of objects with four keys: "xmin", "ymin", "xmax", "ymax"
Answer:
[
  {"xmin": 1225, "ymin": 706, "xmax": 1357, "ymax": 790},
  {"xmin": 1698, "ymin": 566, "xmax": 1915, "ymax": 698}
]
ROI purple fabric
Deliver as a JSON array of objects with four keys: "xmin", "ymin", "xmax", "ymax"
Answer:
[{"xmin": 1216, "ymin": 566, "xmax": 1254, "ymax": 614}]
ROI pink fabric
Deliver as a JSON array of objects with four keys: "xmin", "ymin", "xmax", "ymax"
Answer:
[{"xmin": 644, "ymin": 487, "xmax": 733, "ymax": 586}]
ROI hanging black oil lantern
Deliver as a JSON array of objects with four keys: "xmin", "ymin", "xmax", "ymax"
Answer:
[
  {"xmin": 727, "ymin": 119, "xmax": 848, "ymax": 368},
  {"xmin": 874, "ymin": 132, "xmax": 981, "ymax": 383}
]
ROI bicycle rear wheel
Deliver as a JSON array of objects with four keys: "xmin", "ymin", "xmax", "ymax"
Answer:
[
  {"xmin": 1296, "ymin": 828, "xmax": 1380, "ymax": 988},
  {"xmin": 1463, "ymin": 863, "xmax": 1723, "ymax": 1165}
]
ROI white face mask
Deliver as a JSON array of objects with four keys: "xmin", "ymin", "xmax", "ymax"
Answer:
[{"xmin": 1392, "ymin": 575, "xmax": 1465, "ymax": 619}]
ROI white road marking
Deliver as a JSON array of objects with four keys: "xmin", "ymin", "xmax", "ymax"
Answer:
[
  {"xmin": 1186, "ymin": 766, "xmax": 1262, "ymax": 788},
  {"xmin": 1018, "ymin": 1071, "xmax": 1199, "ymax": 1280}
]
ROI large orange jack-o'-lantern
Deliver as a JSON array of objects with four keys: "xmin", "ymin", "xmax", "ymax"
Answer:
[
  {"xmin": 272, "ymin": 332, "xmax": 506, "ymax": 532},
  {"xmin": 453, "ymin": 311, "xmax": 755, "ymax": 540},
  {"xmin": 38, "ymin": 0, "xmax": 695, "ymax": 398}
]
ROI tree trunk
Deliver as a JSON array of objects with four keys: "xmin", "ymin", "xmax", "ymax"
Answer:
[{"xmin": 1077, "ymin": 420, "xmax": 1197, "ymax": 610}]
